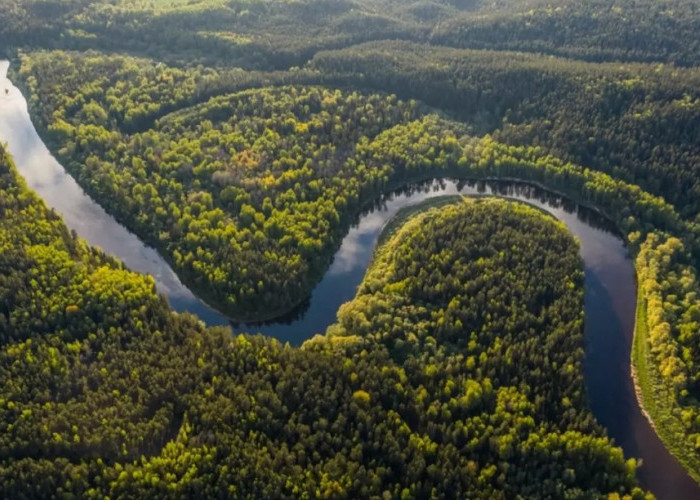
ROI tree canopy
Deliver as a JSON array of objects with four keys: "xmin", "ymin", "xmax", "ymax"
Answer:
[
  {"xmin": 0, "ymin": 154, "xmax": 647, "ymax": 496},
  {"xmin": 3, "ymin": 0, "xmax": 700, "ymax": 492}
]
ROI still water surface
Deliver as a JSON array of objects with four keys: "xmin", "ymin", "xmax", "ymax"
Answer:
[{"xmin": 1, "ymin": 60, "xmax": 697, "ymax": 498}]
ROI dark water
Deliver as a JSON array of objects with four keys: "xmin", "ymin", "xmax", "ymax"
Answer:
[{"xmin": 1, "ymin": 61, "xmax": 697, "ymax": 498}]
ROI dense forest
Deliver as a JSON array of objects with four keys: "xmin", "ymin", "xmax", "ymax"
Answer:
[
  {"xmin": 12, "ymin": 46, "xmax": 700, "ymax": 486},
  {"xmin": 3, "ymin": 0, "xmax": 700, "ymax": 495},
  {"xmin": 0, "ymin": 148, "xmax": 647, "ymax": 497},
  {"xmin": 2, "ymin": 0, "xmax": 700, "ymax": 68},
  {"xmin": 310, "ymin": 41, "xmax": 700, "ymax": 217}
]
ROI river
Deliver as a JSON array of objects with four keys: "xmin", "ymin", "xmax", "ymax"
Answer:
[{"xmin": 1, "ymin": 60, "xmax": 697, "ymax": 498}]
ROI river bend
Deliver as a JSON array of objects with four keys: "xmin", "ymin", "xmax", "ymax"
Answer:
[{"xmin": 1, "ymin": 60, "xmax": 697, "ymax": 498}]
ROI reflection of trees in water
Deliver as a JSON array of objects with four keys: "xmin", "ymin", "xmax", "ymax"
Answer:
[
  {"xmin": 232, "ymin": 295, "xmax": 312, "ymax": 329},
  {"xmin": 361, "ymin": 178, "xmax": 451, "ymax": 217},
  {"xmin": 370, "ymin": 177, "xmax": 619, "ymax": 236},
  {"xmin": 475, "ymin": 179, "xmax": 619, "ymax": 235}
]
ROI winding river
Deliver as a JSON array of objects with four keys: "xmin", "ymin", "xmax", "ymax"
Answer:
[{"xmin": 1, "ymin": 60, "xmax": 697, "ymax": 498}]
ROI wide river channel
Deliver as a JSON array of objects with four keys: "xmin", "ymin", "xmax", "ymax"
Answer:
[{"xmin": 1, "ymin": 60, "xmax": 697, "ymax": 498}]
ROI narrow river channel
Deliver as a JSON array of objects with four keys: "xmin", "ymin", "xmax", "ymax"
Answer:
[{"xmin": 1, "ymin": 60, "xmax": 697, "ymax": 498}]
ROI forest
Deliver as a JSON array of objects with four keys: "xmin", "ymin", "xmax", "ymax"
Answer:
[
  {"xmin": 0, "ymin": 149, "xmax": 647, "ymax": 497},
  {"xmin": 2, "ymin": 0, "xmax": 700, "ymax": 68},
  {"xmin": 2, "ymin": 0, "xmax": 700, "ymax": 496}
]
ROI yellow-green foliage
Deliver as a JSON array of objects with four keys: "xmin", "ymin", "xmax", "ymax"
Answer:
[{"xmin": 0, "ymin": 160, "xmax": 644, "ymax": 496}]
